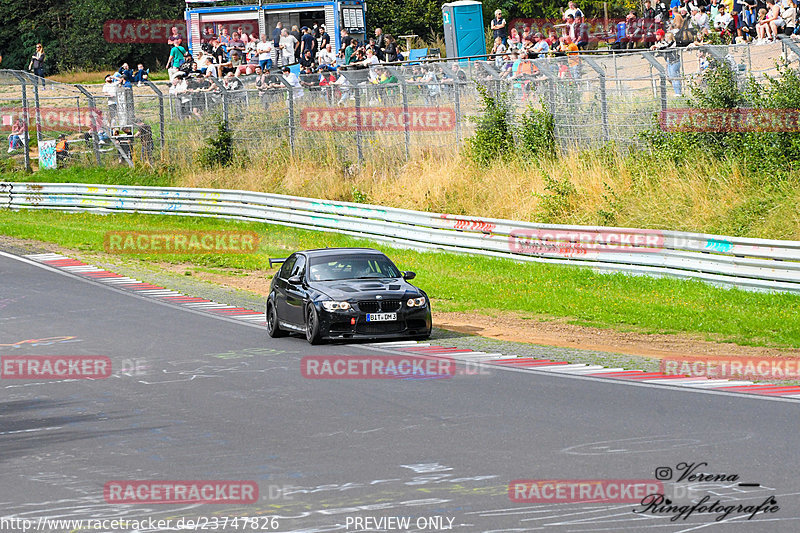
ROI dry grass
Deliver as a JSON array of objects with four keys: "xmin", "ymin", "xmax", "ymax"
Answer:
[{"xmin": 175, "ymin": 147, "xmax": 800, "ymax": 239}]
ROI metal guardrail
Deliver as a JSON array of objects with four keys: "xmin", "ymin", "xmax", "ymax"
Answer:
[{"xmin": 2, "ymin": 181, "xmax": 800, "ymax": 293}]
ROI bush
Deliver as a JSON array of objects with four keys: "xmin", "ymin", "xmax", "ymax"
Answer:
[
  {"xmin": 519, "ymin": 102, "xmax": 556, "ymax": 159},
  {"xmin": 465, "ymin": 85, "xmax": 514, "ymax": 166},
  {"xmin": 198, "ymin": 118, "xmax": 235, "ymax": 169}
]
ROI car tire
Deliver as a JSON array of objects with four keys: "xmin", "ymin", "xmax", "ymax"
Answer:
[
  {"xmin": 305, "ymin": 305, "xmax": 323, "ymax": 345},
  {"xmin": 266, "ymin": 302, "xmax": 287, "ymax": 338}
]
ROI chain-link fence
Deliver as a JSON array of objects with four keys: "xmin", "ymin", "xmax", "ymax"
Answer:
[{"xmin": 1, "ymin": 37, "xmax": 798, "ymax": 171}]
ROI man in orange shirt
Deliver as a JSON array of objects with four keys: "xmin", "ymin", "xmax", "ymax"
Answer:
[{"xmin": 560, "ymin": 36, "xmax": 581, "ymax": 79}]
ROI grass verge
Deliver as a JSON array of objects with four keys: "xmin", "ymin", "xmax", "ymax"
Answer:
[{"xmin": 2, "ymin": 209, "xmax": 799, "ymax": 349}]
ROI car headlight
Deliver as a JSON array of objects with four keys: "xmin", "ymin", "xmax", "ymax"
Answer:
[
  {"xmin": 406, "ymin": 296, "xmax": 426, "ymax": 307},
  {"xmin": 322, "ymin": 301, "xmax": 351, "ymax": 311}
]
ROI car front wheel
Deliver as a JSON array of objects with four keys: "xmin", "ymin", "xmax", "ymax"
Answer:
[{"xmin": 305, "ymin": 305, "xmax": 323, "ymax": 345}]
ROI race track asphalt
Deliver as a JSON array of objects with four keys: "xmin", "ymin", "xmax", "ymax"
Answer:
[{"xmin": 1, "ymin": 251, "xmax": 798, "ymax": 532}]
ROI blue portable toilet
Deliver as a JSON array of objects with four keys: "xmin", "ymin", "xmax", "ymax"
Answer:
[{"xmin": 442, "ymin": 0, "xmax": 485, "ymax": 60}]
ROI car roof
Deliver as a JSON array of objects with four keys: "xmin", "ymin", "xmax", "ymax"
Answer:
[{"xmin": 299, "ymin": 247, "xmax": 385, "ymax": 257}]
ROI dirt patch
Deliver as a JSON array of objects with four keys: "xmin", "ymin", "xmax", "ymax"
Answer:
[{"xmin": 3, "ymin": 235, "xmax": 798, "ymax": 360}]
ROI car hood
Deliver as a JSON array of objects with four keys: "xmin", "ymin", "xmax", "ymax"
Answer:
[{"xmin": 312, "ymin": 278, "xmax": 418, "ymax": 300}]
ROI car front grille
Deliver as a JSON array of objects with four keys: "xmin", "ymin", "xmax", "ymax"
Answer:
[{"xmin": 358, "ymin": 299, "xmax": 402, "ymax": 313}]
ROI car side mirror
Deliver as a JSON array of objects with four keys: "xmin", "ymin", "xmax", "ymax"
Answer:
[
  {"xmin": 402, "ymin": 271, "xmax": 416, "ymax": 280},
  {"xmin": 288, "ymin": 275, "xmax": 302, "ymax": 285}
]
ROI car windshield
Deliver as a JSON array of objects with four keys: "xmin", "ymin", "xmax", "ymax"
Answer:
[{"xmin": 308, "ymin": 254, "xmax": 402, "ymax": 281}]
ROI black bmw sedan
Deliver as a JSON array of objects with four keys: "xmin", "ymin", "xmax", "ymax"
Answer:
[{"xmin": 266, "ymin": 248, "xmax": 432, "ymax": 344}]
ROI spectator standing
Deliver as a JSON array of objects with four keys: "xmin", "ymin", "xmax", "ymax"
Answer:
[
  {"xmin": 319, "ymin": 26, "xmax": 331, "ymax": 49},
  {"xmin": 492, "ymin": 37, "xmax": 507, "ymax": 67},
  {"xmin": 229, "ymin": 32, "xmax": 246, "ymax": 57},
  {"xmin": 384, "ymin": 35, "xmax": 398, "ymax": 62},
  {"xmin": 655, "ymin": 0, "xmax": 670, "ymax": 21},
  {"xmin": 28, "ymin": 44, "xmax": 46, "ymax": 87},
  {"xmin": 103, "ymin": 75, "xmax": 119, "ymax": 121},
  {"xmin": 290, "ymin": 25, "xmax": 302, "ymax": 61},
  {"xmin": 651, "ymin": 29, "xmax": 681, "ymax": 95},
  {"xmin": 643, "ymin": 0, "xmax": 657, "ymax": 20},
  {"xmin": 783, "ymin": 0, "xmax": 797, "ymax": 35},
  {"xmin": 279, "ymin": 28, "xmax": 298, "ymax": 65},
  {"xmin": 564, "ymin": 1, "xmax": 584, "ymax": 19},
  {"xmin": 257, "ymin": 34, "xmax": 273, "ymax": 70},
  {"xmin": 491, "ymin": 10, "xmax": 508, "ymax": 43},
  {"xmin": 167, "ymin": 26, "xmax": 182, "ymax": 46},
  {"xmin": 201, "ymin": 26, "xmax": 216, "ymax": 44},
  {"xmin": 374, "ymin": 28, "xmax": 386, "ymax": 59},
  {"xmin": 344, "ymin": 39, "xmax": 357, "ymax": 64},
  {"xmin": 133, "ymin": 118, "xmax": 153, "ymax": 162},
  {"xmin": 301, "ymin": 26, "xmax": 316, "ymax": 57},
  {"xmin": 167, "ymin": 38, "xmax": 188, "ymax": 80}
]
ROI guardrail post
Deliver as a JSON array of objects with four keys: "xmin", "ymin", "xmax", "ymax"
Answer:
[
  {"xmin": 143, "ymin": 80, "xmax": 166, "ymax": 152},
  {"xmin": 10, "ymin": 72, "xmax": 31, "ymax": 172},
  {"xmin": 74, "ymin": 85, "xmax": 103, "ymax": 166}
]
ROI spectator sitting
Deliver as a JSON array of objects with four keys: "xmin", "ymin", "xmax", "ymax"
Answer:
[
  {"xmin": 223, "ymin": 71, "xmax": 244, "ymax": 92},
  {"xmin": 317, "ymin": 43, "xmax": 337, "ymax": 69},
  {"xmin": 281, "ymin": 65, "xmax": 304, "ymax": 99},
  {"xmin": 356, "ymin": 48, "xmax": 379, "ymax": 67},
  {"xmin": 201, "ymin": 26, "xmax": 216, "ymax": 44},
  {"xmin": 55, "ymin": 134, "xmax": 69, "ymax": 166},
  {"xmin": 510, "ymin": 27, "xmax": 521, "ymax": 49},
  {"xmin": 132, "ymin": 63, "xmax": 149, "ymax": 86},
  {"xmin": 532, "ymin": 32, "xmax": 550, "ymax": 54},
  {"xmin": 344, "ymin": 39, "xmax": 357, "ymax": 65},
  {"xmin": 575, "ymin": 14, "xmax": 590, "ymax": 49},
  {"xmin": 197, "ymin": 51, "xmax": 217, "ymax": 77},
  {"xmin": 300, "ymin": 49, "xmax": 315, "ymax": 69},
  {"xmin": 546, "ymin": 29, "xmax": 559, "ymax": 47},
  {"xmin": 8, "ymin": 116, "xmax": 24, "ymax": 153},
  {"xmin": 782, "ymin": 0, "xmax": 797, "ymax": 36},
  {"xmin": 625, "ymin": 12, "xmax": 642, "ymax": 48},
  {"xmin": 756, "ymin": 0, "xmax": 782, "ymax": 42},
  {"xmin": 714, "ymin": 4, "xmax": 735, "ymax": 38},
  {"xmin": 691, "ymin": 6, "xmax": 711, "ymax": 33}
]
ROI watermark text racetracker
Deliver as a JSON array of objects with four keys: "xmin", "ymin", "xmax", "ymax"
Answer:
[
  {"xmin": 104, "ymin": 231, "xmax": 260, "ymax": 254},
  {"xmin": 301, "ymin": 107, "xmax": 456, "ymax": 132},
  {"xmin": 104, "ymin": 480, "xmax": 258, "ymax": 504},
  {"xmin": 2, "ymin": 107, "xmax": 103, "ymax": 132},
  {"xmin": 509, "ymin": 229, "xmax": 665, "ymax": 256},
  {"xmin": 509, "ymin": 479, "xmax": 663, "ymax": 503},
  {"xmin": 661, "ymin": 356, "xmax": 800, "ymax": 381},
  {"xmin": 1, "ymin": 356, "xmax": 111, "ymax": 379},
  {"xmin": 301, "ymin": 355, "xmax": 459, "ymax": 379}
]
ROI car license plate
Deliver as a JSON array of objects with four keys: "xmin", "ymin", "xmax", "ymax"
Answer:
[{"xmin": 366, "ymin": 313, "xmax": 397, "ymax": 322}]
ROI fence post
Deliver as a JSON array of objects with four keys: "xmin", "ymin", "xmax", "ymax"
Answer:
[
  {"xmin": 277, "ymin": 77, "xmax": 297, "ymax": 157},
  {"xmin": 74, "ymin": 85, "xmax": 103, "ymax": 166},
  {"xmin": 642, "ymin": 52, "xmax": 668, "ymax": 113},
  {"xmin": 25, "ymin": 74, "xmax": 43, "ymax": 150},
  {"xmin": 208, "ymin": 77, "xmax": 229, "ymax": 125},
  {"xmin": 583, "ymin": 57, "xmax": 609, "ymax": 143},
  {"xmin": 387, "ymin": 66, "xmax": 410, "ymax": 160},
  {"xmin": 10, "ymin": 72, "xmax": 31, "ymax": 172},
  {"xmin": 354, "ymin": 85, "xmax": 364, "ymax": 166},
  {"xmin": 143, "ymin": 80, "xmax": 166, "ymax": 153}
]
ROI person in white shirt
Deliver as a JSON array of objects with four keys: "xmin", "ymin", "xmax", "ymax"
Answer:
[
  {"xmin": 563, "ymin": 1, "xmax": 584, "ymax": 20},
  {"xmin": 714, "ymin": 4, "xmax": 735, "ymax": 32},
  {"xmin": 357, "ymin": 48, "xmax": 379, "ymax": 67},
  {"xmin": 532, "ymin": 33, "xmax": 550, "ymax": 54},
  {"xmin": 279, "ymin": 29, "xmax": 298, "ymax": 66},
  {"xmin": 257, "ymin": 33, "xmax": 273, "ymax": 70},
  {"xmin": 281, "ymin": 66, "xmax": 304, "ymax": 98},
  {"xmin": 316, "ymin": 43, "xmax": 337, "ymax": 68}
]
